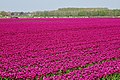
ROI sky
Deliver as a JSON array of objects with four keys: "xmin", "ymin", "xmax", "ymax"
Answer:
[{"xmin": 0, "ymin": 0, "xmax": 120, "ymax": 12}]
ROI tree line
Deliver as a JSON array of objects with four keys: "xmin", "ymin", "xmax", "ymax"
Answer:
[{"xmin": 0, "ymin": 8, "xmax": 120, "ymax": 18}]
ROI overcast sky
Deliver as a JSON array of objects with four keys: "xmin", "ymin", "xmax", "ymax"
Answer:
[{"xmin": 0, "ymin": 0, "xmax": 120, "ymax": 12}]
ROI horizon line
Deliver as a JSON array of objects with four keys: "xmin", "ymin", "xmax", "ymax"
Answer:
[{"xmin": 0, "ymin": 7, "xmax": 120, "ymax": 12}]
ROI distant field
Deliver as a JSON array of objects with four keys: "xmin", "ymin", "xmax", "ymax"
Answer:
[{"xmin": 0, "ymin": 18, "xmax": 120, "ymax": 80}]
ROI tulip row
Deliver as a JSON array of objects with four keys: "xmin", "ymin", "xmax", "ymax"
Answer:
[
  {"xmin": 0, "ymin": 18, "xmax": 120, "ymax": 79},
  {"xmin": 44, "ymin": 59, "xmax": 120, "ymax": 80}
]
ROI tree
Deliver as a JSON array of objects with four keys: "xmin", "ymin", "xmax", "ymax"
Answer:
[
  {"xmin": 20, "ymin": 12, "xmax": 24, "ymax": 16},
  {"xmin": 0, "ymin": 11, "xmax": 9, "ymax": 17}
]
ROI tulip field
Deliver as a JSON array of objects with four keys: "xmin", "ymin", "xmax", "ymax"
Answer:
[{"xmin": 0, "ymin": 18, "xmax": 120, "ymax": 80}]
